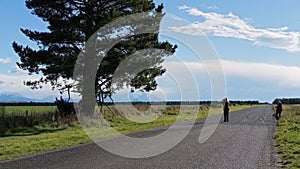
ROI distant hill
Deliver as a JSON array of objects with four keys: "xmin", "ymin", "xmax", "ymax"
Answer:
[{"xmin": 0, "ymin": 93, "xmax": 55, "ymax": 103}]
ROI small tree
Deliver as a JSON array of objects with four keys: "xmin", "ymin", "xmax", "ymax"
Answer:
[{"xmin": 55, "ymin": 96, "xmax": 75, "ymax": 125}]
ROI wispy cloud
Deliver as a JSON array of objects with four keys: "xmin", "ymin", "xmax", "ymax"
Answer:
[
  {"xmin": 207, "ymin": 5, "xmax": 219, "ymax": 10},
  {"xmin": 177, "ymin": 5, "xmax": 191, "ymax": 10},
  {"xmin": 7, "ymin": 66, "xmax": 27, "ymax": 74},
  {"xmin": 0, "ymin": 57, "xmax": 11, "ymax": 64},
  {"xmin": 171, "ymin": 5, "xmax": 300, "ymax": 52}
]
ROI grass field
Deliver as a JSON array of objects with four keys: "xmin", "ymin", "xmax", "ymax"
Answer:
[
  {"xmin": 274, "ymin": 104, "xmax": 300, "ymax": 168},
  {"xmin": 0, "ymin": 106, "xmax": 57, "ymax": 115},
  {"xmin": 0, "ymin": 104, "xmax": 253, "ymax": 161}
]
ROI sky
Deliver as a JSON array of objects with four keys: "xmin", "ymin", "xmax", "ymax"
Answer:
[{"xmin": 1, "ymin": 0, "xmax": 300, "ymax": 103}]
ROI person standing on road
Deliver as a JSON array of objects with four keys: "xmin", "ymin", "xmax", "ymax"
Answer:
[
  {"xmin": 275, "ymin": 100, "xmax": 282, "ymax": 120},
  {"xmin": 223, "ymin": 98, "xmax": 230, "ymax": 122}
]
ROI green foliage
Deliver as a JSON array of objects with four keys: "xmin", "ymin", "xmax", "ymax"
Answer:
[
  {"xmin": 55, "ymin": 97, "xmax": 77, "ymax": 126},
  {"xmin": 55, "ymin": 97, "xmax": 75, "ymax": 115}
]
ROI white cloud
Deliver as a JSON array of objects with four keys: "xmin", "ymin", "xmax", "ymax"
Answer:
[
  {"xmin": 113, "ymin": 60, "xmax": 207, "ymax": 101},
  {"xmin": 0, "ymin": 73, "xmax": 78, "ymax": 101},
  {"xmin": 169, "ymin": 15, "xmax": 183, "ymax": 22},
  {"xmin": 207, "ymin": 5, "xmax": 219, "ymax": 10},
  {"xmin": 177, "ymin": 5, "xmax": 191, "ymax": 10},
  {"xmin": 0, "ymin": 73, "xmax": 53, "ymax": 99},
  {"xmin": 7, "ymin": 66, "xmax": 27, "ymax": 74},
  {"xmin": 0, "ymin": 57, "xmax": 11, "ymax": 64},
  {"xmin": 112, "ymin": 87, "xmax": 172, "ymax": 102},
  {"xmin": 162, "ymin": 60, "xmax": 300, "ymax": 88},
  {"xmin": 75, "ymin": 60, "xmax": 300, "ymax": 102},
  {"xmin": 170, "ymin": 6, "xmax": 300, "ymax": 52},
  {"xmin": 2, "ymin": 60, "xmax": 300, "ymax": 102},
  {"xmin": 220, "ymin": 60, "xmax": 300, "ymax": 87}
]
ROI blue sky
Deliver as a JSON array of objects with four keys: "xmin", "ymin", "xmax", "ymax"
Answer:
[{"xmin": 1, "ymin": 0, "xmax": 300, "ymax": 102}]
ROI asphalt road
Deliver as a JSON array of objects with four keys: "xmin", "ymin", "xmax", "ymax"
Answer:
[{"xmin": 0, "ymin": 106, "xmax": 277, "ymax": 169}]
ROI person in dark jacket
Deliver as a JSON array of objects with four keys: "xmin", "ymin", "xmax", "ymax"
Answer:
[
  {"xmin": 275, "ymin": 100, "xmax": 282, "ymax": 120},
  {"xmin": 223, "ymin": 98, "xmax": 230, "ymax": 122}
]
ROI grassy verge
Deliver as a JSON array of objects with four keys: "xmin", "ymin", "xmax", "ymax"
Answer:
[
  {"xmin": 0, "ymin": 125, "xmax": 90, "ymax": 161},
  {"xmin": 0, "ymin": 104, "xmax": 253, "ymax": 161},
  {"xmin": 274, "ymin": 104, "xmax": 300, "ymax": 168}
]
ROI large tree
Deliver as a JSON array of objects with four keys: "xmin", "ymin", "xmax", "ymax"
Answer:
[{"xmin": 13, "ymin": 0, "xmax": 176, "ymax": 112}]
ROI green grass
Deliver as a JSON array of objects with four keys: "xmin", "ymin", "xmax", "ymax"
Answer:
[
  {"xmin": 0, "ymin": 125, "xmax": 90, "ymax": 161},
  {"xmin": 274, "ymin": 105, "xmax": 300, "ymax": 169},
  {"xmin": 230, "ymin": 104, "xmax": 255, "ymax": 112},
  {"xmin": 1, "ymin": 106, "xmax": 57, "ymax": 115},
  {"xmin": 0, "ymin": 104, "xmax": 253, "ymax": 161}
]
